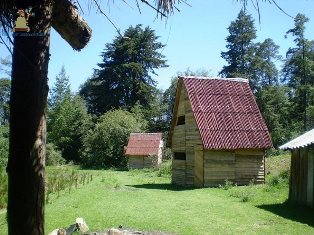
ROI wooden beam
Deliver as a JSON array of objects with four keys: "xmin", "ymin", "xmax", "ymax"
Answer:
[{"xmin": 52, "ymin": 0, "xmax": 92, "ymax": 51}]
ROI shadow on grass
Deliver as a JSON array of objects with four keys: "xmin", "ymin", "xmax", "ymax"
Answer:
[
  {"xmin": 257, "ymin": 201, "xmax": 314, "ymax": 228},
  {"xmin": 126, "ymin": 183, "xmax": 197, "ymax": 191}
]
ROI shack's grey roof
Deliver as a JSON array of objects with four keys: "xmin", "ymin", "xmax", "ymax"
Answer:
[{"xmin": 279, "ymin": 128, "xmax": 314, "ymax": 150}]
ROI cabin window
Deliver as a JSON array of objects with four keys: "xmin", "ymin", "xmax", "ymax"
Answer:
[
  {"xmin": 174, "ymin": 152, "xmax": 186, "ymax": 160},
  {"xmin": 177, "ymin": 115, "xmax": 185, "ymax": 125}
]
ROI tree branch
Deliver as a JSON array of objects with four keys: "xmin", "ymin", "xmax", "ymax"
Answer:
[
  {"xmin": 92, "ymin": 0, "xmax": 122, "ymax": 36},
  {"xmin": 52, "ymin": 0, "xmax": 92, "ymax": 51}
]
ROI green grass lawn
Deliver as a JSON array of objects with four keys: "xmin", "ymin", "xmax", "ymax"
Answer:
[{"xmin": 1, "ymin": 156, "xmax": 314, "ymax": 235}]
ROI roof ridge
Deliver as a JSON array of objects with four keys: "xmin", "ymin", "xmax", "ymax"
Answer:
[
  {"xmin": 179, "ymin": 76, "xmax": 248, "ymax": 83},
  {"xmin": 130, "ymin": 133, "xmax": 162, "ymax": 135}
]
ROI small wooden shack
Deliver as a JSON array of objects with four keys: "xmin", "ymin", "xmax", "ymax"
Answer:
[
  {"xmin": 279, "ymin": 129, "xmax": 314, "ymax": 207},
  {"xmin": 169, "ymin": 76, "xmax": 273, "ymax": 187},
  {"xmin": 125, "ymin": 133, "xmax": 163, "ymax": 169}
]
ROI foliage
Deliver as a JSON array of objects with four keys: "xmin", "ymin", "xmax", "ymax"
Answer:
[
  {"xmin": 265, "ymin": 153, "xmax": 291, "ymax": 176},
  {"xmin": 48, "ymin": 95, "xmax": 92, "ymax": 163},
  {"xmin": 46, "ymin": 143, "xmax": 66, "ymax": 166},
  {"xmin": 162, "ymin": 147, "xmax": 173, "ymax": 161},
  {"xmin": 48, "ymin": 67, "xmax": 92, "ymax": 163},
  {"xmin": 156, "ymin": 160, "xmax": 172, "ymax": 177},
  {"xmin": 219, "ymin": 179, "xmax": 234, "ymax": 190},
  {"xmin": 80, "ymin": 24, "xmax": 167, "ymax": 116},
  {"xmin": 0, "ymin": 166, "xmax": 7, "ymax": 209},
  {"xmin": 0, "ymin": 124, "xmax": 8, "ymax": 168},
  {"xmin": 145, "ymin": 88, "xmax": 169, "ymax": 132},
  {"xmin": 0, "ymin": 78, "xmax": 10, "ymax": 125},
  {"xmin": 0, "ymin": 57, "xmax": 11, "ymax": 78},
  {"xmin": 228, "ymin": 180, "xmax": 257, "ymax": 202},
  {"xmin": 256, "ymin": 85, "xmax": 292, "ymax": 147},
  {"xmin": 220, "ymin": 10, "xmax": 257, "ymax": 80},
  {"xmin": 220, "ymin": 10, "xmax": 282, "ymax": 94},
  {"xmin": 82, "ymin": 109, "xmax": 146, "ymax": 168},
  {"xmin": 48, "ymin": 66, "xmax": 71, "ymax": 109},
  {"xmin": 251, "ymin": 38, "xmax": 281, "ymax": 88},
  {"xmin": 45, "ymin": 167, "xmax": 93, "ymax": 204},
  {"xmin": 282, "ymin": 13, "xmax": 314, "ymax": 132},
  {"xmin": 0, "ymin": 58, "xmax": 11, "ymax": 126},
  {"xmin": 161, "ymin": 77, "xmax": 177, "ymax": 134},
  {"xmin": 266, "ymin": 170, "xmax": 289, "ymax": 188}
]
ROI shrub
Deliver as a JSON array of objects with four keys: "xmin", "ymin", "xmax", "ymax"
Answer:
[
  {"xmin": 46, "ymin": 143, "xmax": 66, "ymax": 166},
  {"xmin": 0, "ymin": 125, "xmax": 9, "ymax": 168},
  {"xmin": 156, "ymin": 160, "xmax": 172, "ymax": 177},
  {"xmin": 229, "ymin": 180, "xmax": 256, "ymax": 202},
  {"xmin": 82, "ymin": 109, "xmax": 146, "ymax": 168},
  {"xmin": 266, "ymin": 169, "xmax": 289, "ymax": 187},
  {"xmin": 0, "ymin": 166, "xmax": 8, "ymax": 209},
  {"xmin": 162, "ymin": 148, "xmax": 173, "ymax": 161},
  {"xmin": 219, "ymin": 179, "xmax": 234, "ymax": 190}
]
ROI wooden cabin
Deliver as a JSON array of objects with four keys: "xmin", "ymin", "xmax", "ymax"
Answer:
[
  {"xmin": 125, "ymin": 133, "xmax": 163, "ymax": 169},
  {"xmin": 279, "ymin": 129, "xmax": 314, "ymax": 207},
  {"xmin": 168, "ymin": 77, "xmax": 273, "ymax": 187}
]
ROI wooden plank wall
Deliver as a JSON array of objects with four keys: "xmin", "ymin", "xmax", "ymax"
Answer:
[
  {"xmin": 172, "ymin": 159, "xmax": 186, "ymax": 185},
  {"xmin": 128, "ymin": 156, "xmax": 144, "ymax": 169},
  {"xmin": 143, "ymin": 156, "xmax": 157, "ymax": 168},
  {"xmin": 203, "ymin": 151, "xmax": 235, "ymax": 187},
  {"xmin": 289, "ymin": 147, "xmax": 314, "ymax": 207},
  {"xmin": 171, "ymin": 84, "xmax": 203, "ymax": 186},
  {"xmin": 128, "ymin": 156, "xmax": 158, "ymax": 169},
  {"xmin": 307, "ymin": 149, "xmax": 313, "ymax": 207},
  {"xmin": 194, "ymin": 148, "xmax": 204, "ymax": 187},
  {"xmin": 171, "ymin": 86, "xmax": 187, "ymax": 185},
  {"xmin": 235, "ymin": 150, "xmax": 265, "ymax": 185},
  {"xmin": 203, "ymin": 150, "xmax": 265, "ymax": 187}
]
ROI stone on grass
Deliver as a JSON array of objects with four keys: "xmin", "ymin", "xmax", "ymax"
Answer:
[
  {"xmin": 108, "ymin": 228, "xmax": 123, "ymax": 235},
  {"xmin": 76, "ymin": 217, "xmax": 89, "ymax": 232},
  {"xmin": 48, "ymin": 217, "xmax": 89, "ymax": 235}
]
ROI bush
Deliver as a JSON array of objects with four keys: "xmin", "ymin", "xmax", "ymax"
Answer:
[
  {"xmin": 219, "ymin": 179, "xmax": 234, "ymax": 190},
  {"xmin": 0, "ymin": 125, "xmax": 9, "ymax": 168},
  {"xmin": 266, "ymin": 170, "xmax": 289, "ymax": 187},
  {"xmin": 0, "ymin": 166, "xmax": 8, "ymax": 209},
  {"xmin": 162, "ymin": 148, "xmax": 173, "ymax": 160},
  {"xmin": 46, "ymin": 143, "xmax": 66, "ymax": 166},
  {"xmin": 156, "ymin": 160, "xmax": 172, "ymax": 177},
  {"xmin": 229, "ymin": 180, "xmax": 256, "ymax": 202},
  {"xmin": 82, "ymin": 109, "xmax": 146, "ymax": 168}
]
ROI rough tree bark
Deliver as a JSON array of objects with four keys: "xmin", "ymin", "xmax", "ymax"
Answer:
[
  {"xmin": 7, "ymin": 0, "xmax": 91, "ymax": 234},
  {"xmin": 7, "ymin": 1, "xmax": 52, "ymax": 234}
]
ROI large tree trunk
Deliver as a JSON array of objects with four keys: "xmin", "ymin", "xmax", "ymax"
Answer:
[{"xmin": 7, "ymin": 1, "xmax": 52, "ymax": 234}]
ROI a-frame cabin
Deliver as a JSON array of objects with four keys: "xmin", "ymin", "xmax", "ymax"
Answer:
[{"xmin": 168, "ymin": 76, "xmax": 272, "ymax": 187}]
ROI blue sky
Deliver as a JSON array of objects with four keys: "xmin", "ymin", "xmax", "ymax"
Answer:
[{"xmin": 1, "ymin": 0, "xmax": 314, "ymax": 92}]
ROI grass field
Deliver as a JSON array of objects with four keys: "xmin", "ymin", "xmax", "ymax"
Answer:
[{"xmin": 1, "ymin": 155, "xmax": 314, "ymax": 235}]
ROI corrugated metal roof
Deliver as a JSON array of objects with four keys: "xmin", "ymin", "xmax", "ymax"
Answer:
[
  {"xmin": 182, "ymin": 77, "xmax": 272, "ymax": 150},
  {"xmin": 279, "ymin": 128, "xmax": 314, "ymax": 150},
  {"xmin": 125, "ymin": 133, "xmax": 163, "ymax": 156}
]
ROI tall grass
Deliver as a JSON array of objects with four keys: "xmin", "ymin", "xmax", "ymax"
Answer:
[{"xmin": 45, "ymin": 167, "xmax": 93, "ymax": 204}]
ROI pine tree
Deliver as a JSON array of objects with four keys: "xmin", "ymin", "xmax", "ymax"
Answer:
[
  {"xmin": 80, "ymin": 24, "xmax": 167, "ymax": 116},
  {"xmin": 48, "ymin": 65, "xmax": 71, "ymax": 108},
  {"xmin": 220, "ymin": 10, "xmax": 256, "ymax": 79},
  {"xmin": 282, "ymin": 13, "xmax": 314, "ymax": 131},
  {"xmin": 48, "ymin": 67, "xmax": 91, "ymax": 163},
  {"xmin": 251, "ymin": 38, "xmax": 281, "ymax": 88}
]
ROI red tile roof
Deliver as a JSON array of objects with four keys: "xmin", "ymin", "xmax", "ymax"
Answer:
[
  {"xmin": 125, "ymin": 133, "xmax": 163, "ymax": 156},
  {"xmin": 179, "ymin": 77, "xmax": 272, "ymax": 149}
]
